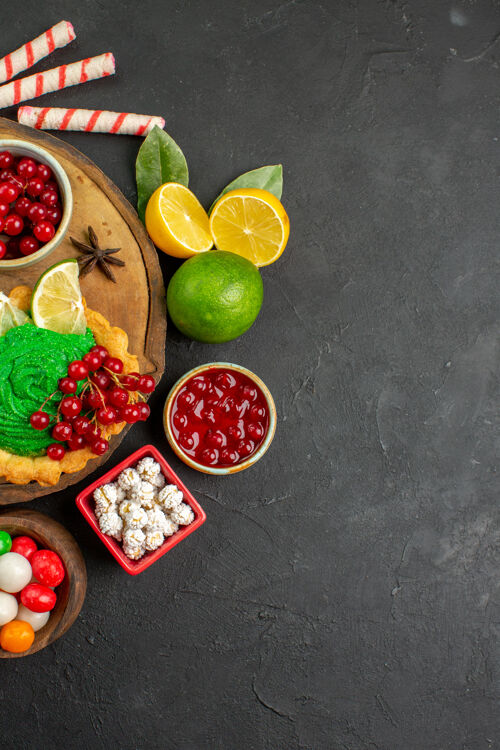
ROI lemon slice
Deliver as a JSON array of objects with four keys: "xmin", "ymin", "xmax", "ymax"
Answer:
[
  {"xmin": 209, "ymin": 188, "xmax": 290, "ymax": 267},
  {"xmin": 31, "ymin": 259, "xmax": 87, "ymax": 335},
  {"xmin": 0, "ymin": 291, "xmax": 31, "ymax": 336},
  {"xmin": 145, "ymin": 182, "xmax": 213, "ymax": 258}
]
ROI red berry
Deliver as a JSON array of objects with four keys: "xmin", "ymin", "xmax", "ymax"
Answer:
[
  {"xmin": 84, "ymin": 390, "xmax": 105, "ymax": 410},
  {"xmin": 84, "ymin": 425, "xmax": 102, "ymax": 444},
  {"xmin": 45, "ymin": 205, "xmax": 62, "ymax": 225},
  {"xmin": 220, "ymin": 448, "xmax": 239, "ymax": 464},
  {"xmin": 90, "ymin": 345, "xmax": 108, "ymax": 362},
  {"xmin": 68, "ymin": 434, "xmax": 85, "ymax": 451},
  {"xmin": 73, "ymin": 415, "xmax": 91, "ymax": 435},
  {"xmin": 17, "ymin": 158, "xmax": 37, "ymax": 179},
  {"xmin": 60, "ymin": 396, "xmax": 82, "ymax": 418},
  {"xmin": 0, "ymin": 151, "xmax": 13, "ymax": 169},
  {"xmin": 90, "ymin": 438, "xmax": 109, "ymax": 456},
  {"xmin": 34, "ymin": 220, "xmax": 55, "ymax": 243},
  {"xmin": 15, "ymin": 196, "xmax": 31, "ymax": 217},
  {"xmin": 58, "ymin": 376, "xmax": 77, "ymax": 394},
  {"xmin": 247, "ymin": 423, "xmax": 264, "ymax": 440},
  {"xmin": 30, "ymin": 411, "xmax": 50, "ymax": 430},
  {"xmin": 103, "ymin": 356, "xmax": 123, "ymax": 374},
  {"xmin": 250, "ymin": 405, "xmax": 266, "ymax": 420},
  {"xmin": 137, "ymin": 374, "xmax": 155, "ymax": 394},
  {"xmin": 68, "ymin": 360, "xmax": 89, "ymax": 380},
  {"xmin": 120, "ymin": 373, "xmax": 140, "ymax": 390},
  {"xmin": 0, "ymin": 241, "xmax": 6, "ymax": 259},
  {"xmin": 0, "ymin": 202, "xmax": 9, "ymax": 217},
  {"xmin": 0, "ymin": 169, "xmax": 13, "ymax": 183},
  {"xmin": 40, "ymin": 188, "xmax": 58, "ymax": 207},
  {"xmin": 36, "ymin": 163, "xmax": 52, "ymax": 182},
  {"xmin": 52, "ymin": 421, "xmax": 73, "ymax": 441},
  {"xmin": 19, "ymin": 236, "xmax": 39, "ymax": 256},
  {"xmin": 47, "ymin": 443, "xmax": 66, "ymax": 461},
  {"xmin": 237, "ymin": 439, "xmax": 255, "ymax": 457},
  {"xmin": 45, "ymin": 179, "xmax": 57, "ymax": 191},
  {"xmin": 27, "ymin": 202, "xmax": 47, "ymax": 223},
  {"xmin": 0, "ymin": 182, "xmax": 19, "ymax": 202},
  {"xmin": 6, "ymin": 239, "xmax": 20, "ymax": 256},
  {"xmin": 4, "ymin": 213, "xmax": 23, "ymax": 236},
  {"xmin": 90, "ymin": 370, "xmax": 111, "ymax": 390},
  {"xmin": 26, "ymin": 177, "xmax": 44, "ymax": 197},
  {"xmin": 108, "ymin": 386, "xmax": 129, "ymax": 407},
  {"xmin": 122, "ymin": 404, "xmax": 141, "ymax": 423},
  {"xmin": 82, "ymin": 351, "xmax": 102, "ymax": 371},
  {"xmin": 138, "ymin": 403, "xmax": 150, "ymax": 421},
  {"xmin": 9, "ymin": 174, "xmax": 26, "ymax": 191},
  {"xmin": 96, "ymin": 406, "xmax": 117, "ymax": 425}
]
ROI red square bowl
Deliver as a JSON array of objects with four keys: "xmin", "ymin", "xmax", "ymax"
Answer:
[{"xmin": 75, "ymin": 445, "xmax": 206, "ymax": 575}]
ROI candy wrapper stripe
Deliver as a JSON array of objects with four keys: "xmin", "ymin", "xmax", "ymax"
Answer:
[
  {"xmin": 0, "ymin": 21, "xmax": 76, "ymax": 85},
  {"xmin": 18, "ymin": 106, "xmax": 165, "ymax": 135}
]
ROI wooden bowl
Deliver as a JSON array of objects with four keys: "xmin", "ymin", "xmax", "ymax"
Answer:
[{"xmin": 0, "ymin": 509, "xmax": 86, "ymax": 658}]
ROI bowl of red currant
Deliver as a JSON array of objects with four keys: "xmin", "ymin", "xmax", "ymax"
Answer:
[{"xmin": 0, "ymin": 139, "xmax": 72, "ymax": 269}]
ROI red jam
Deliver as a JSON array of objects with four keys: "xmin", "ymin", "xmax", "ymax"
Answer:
[{"xmin": 170, "ymin": 367, "xmax": 270, "ymax": 467}]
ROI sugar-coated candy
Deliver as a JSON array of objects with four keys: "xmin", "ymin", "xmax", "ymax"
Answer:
[
  {"xmin": 123, "ymin": 506, "xmax": 148, "ymax": 530},
  {"xmin": 151, "ymin": 472, "xmax": 166, "ymax": 489},
  {"xmin": 0, "ymin": 591, "xmax": 18, "ymax": 625},
  {"xmin": 93, "ymin": 483, "xmax": 118, "ymax": 517},
  {"xmin": 146, "ymin": 507, "xmax": 166, "ymax": 531},
  {"xmin": 98, "ymin": 511, "xmax": 124, "ymax": 541},
  {"xmin": 162, "ymin": 518, "xmax": 179, "ymax": 537},
  {"xmin": 129, "ymin": 480, "xmax": 156, "ymax": 508},
  {"xmin": 0, "ymin": 552, "xmax": 32, "ymax": 593},
  {"xmin": 117, "ymin": 467, "xmax": 141, "ymax": 492},
  {"xmin": 16, "ymin": 604, "xmax": 50, "ymax": 632},
  {"xmin": 157, "ymin": 485, "xmax": 183, "ymax": 511},
  {"xmin": 118, "ymin": 500, "xmax": 139, "ymax": 519},
  {"xmin": 136, "ymin": 456, "xmax": 161, "ymax": 482},
  {"xmin": 144, "ymin": 527, "xmax": 164, "ymax": 552},
  {"xmin": 170, "ymin": 503, "xmax": 195, "ymax": 526}
]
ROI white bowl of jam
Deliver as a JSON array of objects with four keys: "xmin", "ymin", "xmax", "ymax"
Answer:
[{"xmin": 163, "ymin": 363, "xmax": 276, "ymax": 474}]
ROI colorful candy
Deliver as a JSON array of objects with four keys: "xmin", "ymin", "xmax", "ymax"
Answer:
[
  {"xmin": 16, "ymin": 605, "xmax": 50, "ymax": 632},
  {"xmin": 20, "ymin": 583, "xmax": 56, "ymax": 613},
  {"xmin": 0, "ymin": 592, "xmax": 18, "ymax": 626},
  {"xmin": 11, "ymin": 536, "xmax": 37, "ymax": 560},
  {"xmin": 0, "ymin": 620, "xmax": 34, "ymax": 653},
  {"xmin": 0, "ymin": 530, "xmax": 11, "ymax": 555},
  {"xmin": 0, "ymin": 21, "xmax": 76, "ymax": 85},
  {"xmin": 18, "ymin": 106, "xmax": 165, "ymax": 136},
  {"xmin": 30, "ymin": 550, "xmax": 64, "ymax": 587},
  {"xmin": 0, "ymin": 552, "xmax": 32, "ymax": 593}
]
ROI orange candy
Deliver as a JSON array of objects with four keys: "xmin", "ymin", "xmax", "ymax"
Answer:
[{"xmin": 0, "ymin": 619, "xmax": 35, "ymax": 653}]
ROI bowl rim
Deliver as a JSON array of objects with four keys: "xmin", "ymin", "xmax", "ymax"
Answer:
[
  {"xmin": 0, "ymin": 138, "xmax": 73, "ymax": 269},
  {"xmin": 75, "ymin": 444, "xmax": 206, "ymax": 575},
  {"xmin": 163, "ymin": 362, "xmax": 277, "ymax": 475}
]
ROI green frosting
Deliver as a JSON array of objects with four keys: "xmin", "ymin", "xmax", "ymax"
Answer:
[{"xmin": 0, "ymin": 323, "xmax": 95, "ymax": 457}]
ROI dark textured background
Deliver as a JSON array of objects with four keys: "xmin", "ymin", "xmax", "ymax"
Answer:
[{"xmin": 1, "ymin": 1, "xmax": 499, "ymax": 748}]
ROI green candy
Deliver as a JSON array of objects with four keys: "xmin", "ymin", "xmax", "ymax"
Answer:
[{"xmin": 0, "ymin": 530, "xmax": 12, "ymax": 555}]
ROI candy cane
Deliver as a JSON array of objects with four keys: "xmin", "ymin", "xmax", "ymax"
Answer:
[
  {"xmin": 0, "ymin": 21, "xmax": 76, "ymax": 84},
  {"xmin": 0, "ymin": 52, "xmax": 115, "ymax": 110},
  {"xmin": 18, "ymin": 106, "xmax": 165, "ymax": 136}
]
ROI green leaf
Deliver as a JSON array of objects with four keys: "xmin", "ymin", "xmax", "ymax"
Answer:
[
  {"xmin": 209, "ymin": 164, "xmax": 283, "ymax": 213},
  {"xmin": 135, "ymin": 126, "xmax": 189, "ymax": 222}
]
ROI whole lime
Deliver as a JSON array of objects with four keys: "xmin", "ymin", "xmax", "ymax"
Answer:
[{"xmin": 167, "ymin": 251, "xmax": 263, "ymax": 343}]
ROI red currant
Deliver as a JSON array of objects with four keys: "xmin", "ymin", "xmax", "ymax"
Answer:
[
  {"xmin": 200, "ymin": 448, "xmax": 219, "ymax": 465},
  {"xmin": 90, "ymin": 438, "xmax": 109, "ymax": 456},
  {"xmin": 0, "ymin": 182, "xmax": 19, "ymax": 202},
  {"xmin": 36, "ymin": 163, "xmax": 52, "ymax": 182},
  {"xmin": 241, "ymin": 385, "xmax": 258, "ymax": 402},
  {"xmin": 45, "ymin": 205, "xmax": 61, "ymax": 225},
  {"xmin": 45, "ymin": 179, "xmax": 57, "ymax": 191},
  {"xmin": 27, "ymin": 202, "xmax": 47, "ymax": 223},
  {"xmin": 0, "ymin": 241, "xmax": 6, "ymax": 260},
  {"xmin": 68, "ymin": 360, "xmax": 89, "ymax": 380},
  {"xmin": 4, "ymin": 213, "xmax": 23, "ymax": 236},
  {"xmin": 227, "ymin": 425, "xmax": 243, "ymax": 440},
  {"xmin": 73, "ymin": 415, "xmax": 91, "ymax": 435},
  {"xmin": 26, "ymin": 177, "xmax": 44, "ymax": 197},
  {"xmin": 89, "ymin": 345, "xmax": 108, "ymax": 362},
  {"xmin": 0, "ymin": 202, "xmax": 9, "ymax": 217},
  {"xmin": 6, "ymin": 239, "xmax": 19, "ymax": 256},
  {"xmin": 138, "ymin": 403, "xmax": 151, "ymax": 421},
  {"xmin": 120, "ymin": 373, "xmax": 140, "ymax": 390},
  {"xmin": 30, "ymin": 411, "xmax": 50, "ymax": 430},
  {"xmin": 82, "ymin": 351, "xmax": 102, "ymax": 371},
  {"xmin": 205, "ymin": 430, "xmax": 225, "ymax": 448},
  {"xmin": 90, "ymin": 370, "xmax": 111, "ymax": 390},
  {"xmin": 220, "ymin": 448, "xmax": 239, "ymax": 464},
  {"xmin": 52, "ymin": 421, "xmax": 73, "ymax": 441},
  {"xmin": 68, "ymin": 433, "xmax": 86, "ymax": 451},
  {"xmin": 17, "ymin": 158, "xmax": 37, "ymax": 179},
  {"xmin": 247, "ymin": 423, "xmax": 264, "ymax": 440},
  {"xmin": 84, "ymin": 390, "xmax": 105, "ymax": 410},
  {"xmin": 47, "ymin": 443, "xmax": 66, "ymax": 461},
  {"xmin": 58, "ymin": 376, "xmax": 77, "ymax": 394},
  {"xmin": 0, "ymin": 217, "xmax": 4, "ymax": 233},
  {"xmin": 138, "ymin": 374, "xmax": 155, "ymax": 394},
  {"xmin": 15, "ymin": 196, "xmax": 31, "ymax": 217},
  {"xmin": 96, "ymin": 406, "xmax": 117, "ymax": 425},
  {"xmin": 9, "ymin": 174, "xmax": 26, "ymax": 191},
  {"xmin": 84, "ymin": 425, "xmax": 102, "ymax": 443},
  {"xmin": 40, "ymin": 188, "xmax": 58, "ymax": 207},
  {"xmin": 108, "ymin": 386, "xmax": 129, "ymax": 407},
  {"xmin": 122, "ymin": 404, "xmax": 141, "ymax": 423},
  {"xmin": 103, "ymin": 356, "xmax": 123, "ymax": 374},
  {"xmin": 34, "ymin": 221, "xmax": 55, "ymax": 243},
  {"xmin": 19, "ymin": 236, "xmax": 39, "ymax": 256},
  {"xmin": 60, "ymin": 396, "xmax": 82, "ymax": 418},
  {"xmin": 0, "ymin": 151, "xmax": 13, "ymax": 169},
  {"xmin": 237, "ymin": 439, "xmax": 255, "ymax": 457}
]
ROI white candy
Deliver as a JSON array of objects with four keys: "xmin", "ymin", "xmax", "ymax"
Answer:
[
  {"xmin": 163, "ymin": 518, "xmax": 179, "ymax": 536},
  {"xmin": 122, "ymin": 528, "xmax": 146, "ymax": 560},
  {"xmin": 122, "ymin": 543, "xmax": 144, "ymax": 560},
  {"xmin": 146, "ymin": 507, "xmax": 166, "ymax": 530},
  {"xmin": 0, "ymin": 552, "xmax": 32, "ymax": 593},
  {"xmin": 151, "ymin": 472, "xmax": 166, "ymax": 489},
  {"xmin": 170, "ymin": 503, "xmax": 195, "ymax": 526},
  {"xmin": 118, "ymin": 499, "xmax": 140, "ymax": 518},
  {"xmin": 136, "ymin": 457, "xmax": 161, "ymax": 482},
  {"xmin": 129, "ymin": 480, "xmax": 156, "ymax": 509},
  {"xmin": 16, "ymin": 604, "xmax": 50, "ymax": 632},
  {"xmin": 117, "ymin": 467, "xmax": 141, "ymax": 491},
  {"xmin": 158, "ymin": 484, "xmax": 183, "ymax": 511},
  {"xmin": 123, "ymin": 506, "xmax": 148, "ymax": 530},
  {"xmin": 144, "ymin": 527, "xmax": 164, "ymax": 551},
  {"xmin": 114, "ymin": 485, "xmax": 126, "ymax": 503},
  {"xmin": 98, "ymin": 510, "xmax": 124, "ymax": 541},
  {"xmin": 93, "ymin": 483, "xmax": 118, "ymax": 517},
  {"xmin": 0, "ymin": 591, "xmax": 18, "ymax": 625}
]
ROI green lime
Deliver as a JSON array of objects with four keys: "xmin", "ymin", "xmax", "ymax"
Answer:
[
  {"xmin": 0, "ymin": 531, "xmax": 12, "ymax": 556},
  {"xmin": 167, "ymin": 251, "xmax": 263, "ymax": 343}
]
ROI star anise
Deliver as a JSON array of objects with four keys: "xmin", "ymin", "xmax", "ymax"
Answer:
[{"xmin": 70, "ymin": 225, "xmax": 125, "ymax": 283}]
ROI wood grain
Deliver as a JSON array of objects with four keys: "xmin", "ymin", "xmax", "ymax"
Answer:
[
  {"xmin": 0, "ymin": 116, "xmax": 166, "ymax": 504},
  {"xmin": 0, "ymin": 509, "xmax": 86, "ymax": 658}
]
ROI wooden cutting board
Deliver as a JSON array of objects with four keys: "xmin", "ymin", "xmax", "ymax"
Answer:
[{"xmin": 0, "ymin": 116, "xmax": 166, "ymax": 504}]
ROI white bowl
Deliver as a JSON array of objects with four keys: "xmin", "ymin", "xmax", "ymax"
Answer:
[{"xmin": 0, "ymin": 139, "xmax": 73, "ymax": 270}]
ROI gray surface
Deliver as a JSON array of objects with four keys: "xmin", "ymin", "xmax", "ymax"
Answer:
[{"xmin": 1, "ymin": 1, "xmax": 499, "ymax": 749}]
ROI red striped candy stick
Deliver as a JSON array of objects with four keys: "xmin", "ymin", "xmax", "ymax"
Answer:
[
  {"xmin": 0, "ymin": 21, "xmax": 76, "ymax": 85},
  {"xmin": 0, "ymin": 52, "xmax": 115, "ymax": 110},
  {"xmin": 18, "ymin": 106, "xmax": 165, "ymax": 136}
]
